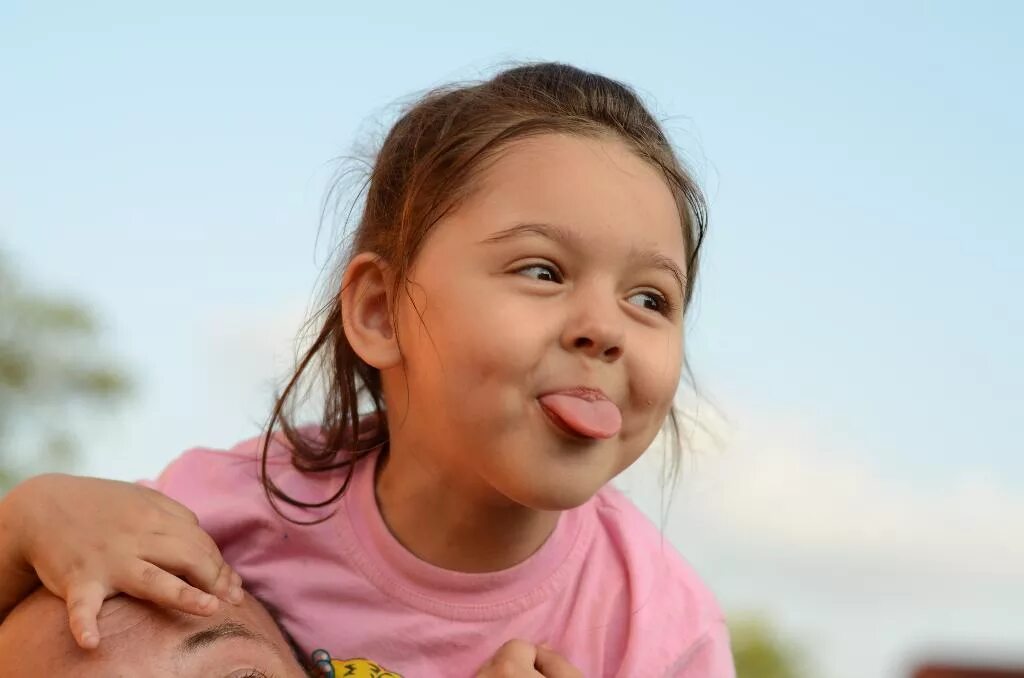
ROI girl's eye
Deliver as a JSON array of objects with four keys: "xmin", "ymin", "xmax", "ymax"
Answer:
[
  {"xmin": 628, "ymin": 290, "xmax": 675, "ymax": 316},
  {"xmin": 516, "ymin": 263, "xmax": 562, "ymax": 283}
]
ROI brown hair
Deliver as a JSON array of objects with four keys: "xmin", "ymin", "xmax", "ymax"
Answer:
[{"xmin": 261, "ymin": 62, "xmax": 708, "ymax": 515}]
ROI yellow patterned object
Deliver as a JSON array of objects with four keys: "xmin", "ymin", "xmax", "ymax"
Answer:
[{"xmin": 310, "ymin": 649, "xmax": 403, "ymax": 678}]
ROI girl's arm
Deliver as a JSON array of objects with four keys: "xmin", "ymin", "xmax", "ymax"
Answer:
[
  {"xmin": 0, "ymin": 481, "xmax": 41, "ymax": 618},
  {"xmin": 0, "ymin": 473, "xmax": 243, "ymax": 648}
]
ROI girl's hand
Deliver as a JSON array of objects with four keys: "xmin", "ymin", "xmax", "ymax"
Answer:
[
  {"xmin": 476, "ymin": 640, "xmax": 583, "ymax": 678},
  {"xmin": 7, "ymin": 473, "xmax": 242, "ymax": 649}
]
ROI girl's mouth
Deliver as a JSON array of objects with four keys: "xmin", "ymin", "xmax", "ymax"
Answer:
[
  {"xmin": 540, "ymin": 402, "xmax": 593, "ymax": 441},
  {"xmin": 537, "ymin": 391, "xmax": 622, "ymax": 439}
]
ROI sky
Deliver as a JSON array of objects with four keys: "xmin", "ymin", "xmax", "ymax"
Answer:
[{"xmin": 3, "ymin": 2, "xmax": 1022, "ymax": 676}]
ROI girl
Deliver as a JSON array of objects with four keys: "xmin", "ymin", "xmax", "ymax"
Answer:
[{"xmin": 0, "ymin": 63, "xmax": 733, "ymax": 676}]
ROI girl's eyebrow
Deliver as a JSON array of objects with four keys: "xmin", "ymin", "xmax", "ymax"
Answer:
[
  {"xmin": 633, "ymin": 250, "xmax": 686, "ymax": 298},
  {"xmin": 481, "ymin": 221, "xmax": 584, "ymax": 248},
  {"xmin": 481, "ymin": 221, "xmax": 687, "ymax": 296}
]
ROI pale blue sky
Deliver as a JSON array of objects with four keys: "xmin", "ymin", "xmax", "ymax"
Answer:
[
  {"xmin": 5, "ymin": 1, "xmax": 1020, "ymax": 481},
  {"xmin": 3, "ymin": 2, "xmax": 1022, "ymax": 676}
]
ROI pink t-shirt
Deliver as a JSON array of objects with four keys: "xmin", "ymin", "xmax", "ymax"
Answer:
[{"xmin": 148, "ymin": 434, "xmax": 734, "ymax": 677}]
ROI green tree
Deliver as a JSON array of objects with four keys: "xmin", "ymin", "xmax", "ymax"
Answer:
[
  {"xmin": 731, "ymin": 614, "xmax": 808, "ymax": 678},
  {"xmin": 0, "ymin": 254, "xmax": 130, "ymax": 493}
]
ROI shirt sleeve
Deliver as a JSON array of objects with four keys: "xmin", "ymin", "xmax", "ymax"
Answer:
[
  {"xmin": 139, "ymin": 447, "xmax": 282, "ymax": 563},
  {"xmin": 667, "ymin": 620, "xmax": 736, "ymax": 678}
]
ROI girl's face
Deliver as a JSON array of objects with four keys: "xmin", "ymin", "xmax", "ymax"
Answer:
[{"xmin": 385, "ymin": 133, "xmax": 686, "ymax": 510}]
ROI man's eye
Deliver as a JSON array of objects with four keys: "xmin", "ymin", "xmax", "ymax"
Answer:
[{"xmin": 516, "ymin": 263, "xmax": 562, "ymax": 283}]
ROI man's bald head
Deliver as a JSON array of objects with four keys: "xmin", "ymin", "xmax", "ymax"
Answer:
[{"xmin": 0, "ymin": 588, "xmax": 308, "ymax": 677}]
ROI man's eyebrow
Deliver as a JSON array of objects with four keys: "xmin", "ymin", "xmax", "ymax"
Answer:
[
  {"xmin": 177, "ymin": 620, "xmax": 269, "ymax": 655},
  {"xmin": 481, "ymin": 221, "xmax": 687, "ymax": 296}
]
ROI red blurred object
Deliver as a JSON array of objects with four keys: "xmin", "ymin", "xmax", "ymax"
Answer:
[{"xmin": 913, "ymin": 665, "xmax": 1024, "ymax": 678}]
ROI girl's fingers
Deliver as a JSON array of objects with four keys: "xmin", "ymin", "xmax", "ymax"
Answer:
[
  {"xmin": 128, "ymin": 481, "xmax": 198, "ymax": 523},
  {"xmin": 65, "ymin": 579, "xmax": 107, "ymax": 650},
  {"xmin": 136, "ymin": 533, "xmax": 239, "ymax": 603},
  {"xmin": 118, "ymin": 560, "xmax": 220, "ymax": 617},
  {"xmin": 534, "ymin": 646, "xmax": 583, "ymax": 678},
  {"xmin": 151, "ymin": 494, "xmax": 200, "ymax": 524},
  {"xmin": 212, "ymin": 560, "xmax": 244, "ymax": 604},
  {"xmin": 194, "ymin": 530, "xmax": 243, "ymax": 603},
  {"xmin": 477, "ymin": 640, "xmax": 543, "ymax": 677}
]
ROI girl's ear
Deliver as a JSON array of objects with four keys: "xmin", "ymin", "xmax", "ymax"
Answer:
[{"xmin": 340, "ymin": 252, "xmax": 402, "ymax": 370}]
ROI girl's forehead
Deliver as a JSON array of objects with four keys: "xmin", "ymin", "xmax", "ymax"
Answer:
[{"xmin": 442, "ymin": 134, "xmax": 685, "ymax": 260}]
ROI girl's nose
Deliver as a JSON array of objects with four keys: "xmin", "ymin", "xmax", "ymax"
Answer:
[{"xmin": 561, "ymin": 295, "xmax": 625, "ymax": 362}]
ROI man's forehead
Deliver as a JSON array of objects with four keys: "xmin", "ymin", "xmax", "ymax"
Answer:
[
  {"xmin": 3, "ymin": 590, "xmax": 303, "ymax": 677},
  {"xmin": 96, "ymin": 594, "xmax": 162, "ymax": 640},
  {"xmin": 97, "ymin": 592, "xmax": 282, "ymax": 642}
]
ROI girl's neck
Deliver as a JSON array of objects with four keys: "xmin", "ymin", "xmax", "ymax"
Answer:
[{"xmin": 373, "ymin": 448, "xmax": 559, "ymax": 573}]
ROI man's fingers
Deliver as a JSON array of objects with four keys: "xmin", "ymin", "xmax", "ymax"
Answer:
[
  {"xmin": 65, "ymin": 579, "xmax": 106, "ymax": 649},
  {"xmin": 535, "ymin": 645, "xmax": 583, "ymax": 678},
  {"xmin": 118, "ymin": 560, "xmax": 219, "ymax": 617}
]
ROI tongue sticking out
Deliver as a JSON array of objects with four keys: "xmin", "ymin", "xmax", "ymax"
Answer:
[{"xmin": 538, "ymin": 393, "xmax": 622, "ymax": 439}]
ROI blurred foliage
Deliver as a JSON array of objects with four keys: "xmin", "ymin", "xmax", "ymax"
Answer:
[
  {"xmin": 0, "ymin": 253, "xmax": 131, "ymax": 493},
  {"xmin": 731, "ymin": 614, "xmax": 808, "ymax": 678}
]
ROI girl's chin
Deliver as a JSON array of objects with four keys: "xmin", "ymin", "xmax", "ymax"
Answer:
[{"xmin": 492, "ymin": 466, "xmax": 607, "ymax": 513}]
